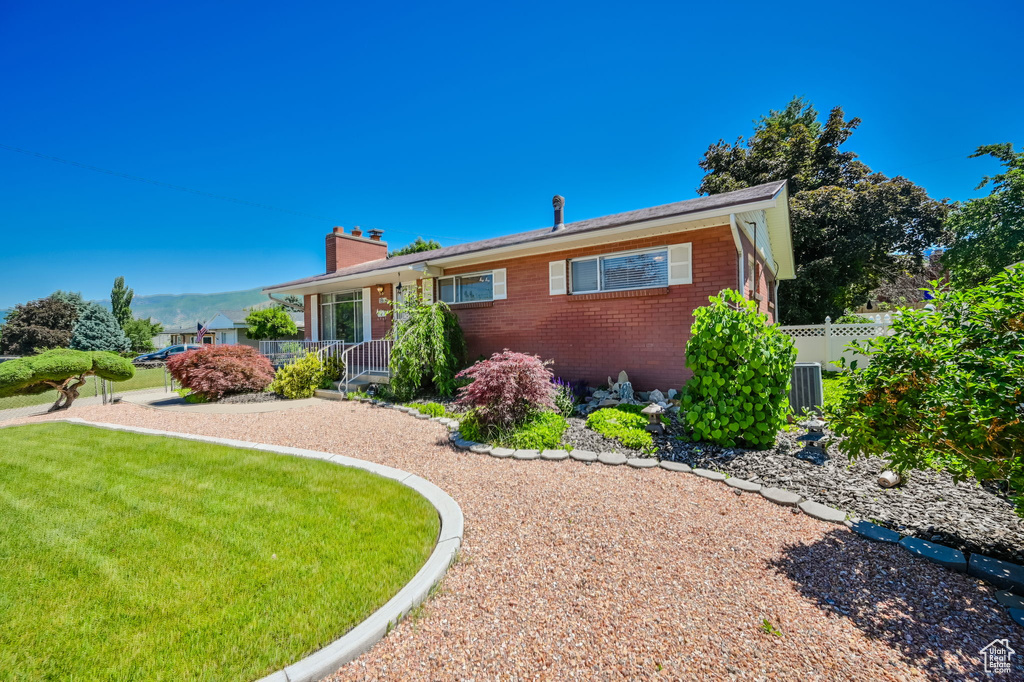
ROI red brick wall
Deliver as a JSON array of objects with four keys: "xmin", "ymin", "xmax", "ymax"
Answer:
[
  {"xmin": 371, "ymin": 283, "xmax": 393, "ymax": 339},
  {"xmin": 303, "ymin": 294, "xmax": 313, "ymax": 341},
  {"xmin": 439, "ymin": 225, "xmax": 739, "ymax": 390},
  {"xmin": 325, "ymin": 230, "xmax": 388, "ymax": 272}
]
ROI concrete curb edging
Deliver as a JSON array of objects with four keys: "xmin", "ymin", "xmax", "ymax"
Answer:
[
  {"xmin": 44, "ymin": 418, "xmax": 464, "ymax": 682},
  {"xmin": 380, "ymin": 400, "xmax": 1024, "ymax": 628}
]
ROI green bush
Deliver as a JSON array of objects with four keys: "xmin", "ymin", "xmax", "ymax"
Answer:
[
  {"xmin": 586, "ymin": 404, "xmax": 664, "ymax": 451},
  {"xmin": 832, "ymin": 269, "xmax": 1024, "ymax": 509},
  {"xmin": 459, "ymin": 410, "xmax": 567, "ymax": 450},
  {"xmin": 681, "ymin": 290, "xmax": 796, "ymax": 448},
  {"xmin": 270, "ymin": 353, "xmax": 325, "ymax": 399},
  {"xmin": 406, "ymin": 402, "xmax": 447, "ymax": 418}
]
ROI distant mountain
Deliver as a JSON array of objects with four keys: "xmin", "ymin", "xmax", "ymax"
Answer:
[{"xmin": 111, "ymin": 288, "xmax": 269, "ymax": 327}]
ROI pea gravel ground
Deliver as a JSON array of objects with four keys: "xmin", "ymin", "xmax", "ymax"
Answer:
[{"xmin": 12, "ymin": 401, "xmax": 1022, "ymax": 681}]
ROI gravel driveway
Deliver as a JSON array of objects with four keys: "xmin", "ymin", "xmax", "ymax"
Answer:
[{"xmin": 13, "ymin": 401, "xmax": 1021, "ymax": 680}]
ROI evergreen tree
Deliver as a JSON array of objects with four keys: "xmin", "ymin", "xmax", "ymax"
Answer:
[{"xmin": 70, "ymin": 302, "xmax": 130, "ymax": 353}]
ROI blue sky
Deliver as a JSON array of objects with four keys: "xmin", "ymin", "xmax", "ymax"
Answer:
[{"xmin": 1, "ymin": 0, "xmax": 1021, "ymax": 308}]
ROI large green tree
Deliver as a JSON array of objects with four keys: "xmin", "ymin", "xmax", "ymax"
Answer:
[
  {"xmin": 389, "ymin": 237, "xmax": 441, "ymax": 258},
  {"xmin": 123, "ymin": 317, "xmax": 163, "ymax": 353},
  {"xmin": 0, "ymin": 296, "xmax": 78, "ymax": 355},
  {"xmin": 698, "ymin": 98, "xmax": 949, "ymax": 324},
  {"xmin": 110, "ymin": 276, "xmax": 135, "ymax": 329},
  {"xmin": 942, "ymin": 144, "xmax": 1024, "ymax": 286},
  {"xmin": 245, "ymin": 307, "xmax": 298, "ymax": 340}
]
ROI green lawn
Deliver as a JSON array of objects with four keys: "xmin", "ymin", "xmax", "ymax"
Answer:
[
  {"xmin": 0, "ymin": 423, "xmax": 440, "ymax": 681},
  {"xmin": 822, "ymin": 371, "xmax": 850, "ymax": 417},
  {"xmin": 0, "ymin": 366, "xmax": 168, "ymax": 411}
]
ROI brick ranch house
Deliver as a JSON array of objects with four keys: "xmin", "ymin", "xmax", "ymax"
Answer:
[{"xmin": 262, "ymin": 180, "xmax": 795, "ymax": 390}]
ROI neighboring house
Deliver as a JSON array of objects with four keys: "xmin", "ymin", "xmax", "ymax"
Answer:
[
  {"xmin": 153, "ymin": 326, "xmax": 211, "ymax": 347},
  {"xmin": 263, "ymin": 181, "xmax": 795, "ymax": 389},
  {"xmin": 203, "ymin": 309, "xmax": 304, "ymax": 347}
]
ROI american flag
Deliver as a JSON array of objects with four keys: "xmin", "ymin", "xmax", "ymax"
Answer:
[{"xmin": 197, "ymin": 321, "xmax": 208, "ymax": 343}]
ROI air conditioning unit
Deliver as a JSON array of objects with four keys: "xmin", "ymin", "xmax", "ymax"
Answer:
[{"xmin": 789, "ymin": 362, "xmax": 824, "ymax": 414}]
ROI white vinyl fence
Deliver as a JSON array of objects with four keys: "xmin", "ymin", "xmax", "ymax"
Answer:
[{"xmin": 779, "ymin": 316, "xmax": 893, "ymax": 371}]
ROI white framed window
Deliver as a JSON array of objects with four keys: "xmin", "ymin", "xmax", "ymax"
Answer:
[
  {"xmin": 569, "ymin": 247, "xmax": 669, "ymax": 294},
  {"xmin": 438, "ymin": 270, "xmax": 505, "ymax": 303}
]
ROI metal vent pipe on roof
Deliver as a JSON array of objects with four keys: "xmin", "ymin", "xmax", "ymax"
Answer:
[{"xmin": 552, "ymin": 195, "xmax": 565, "ymax": 231}]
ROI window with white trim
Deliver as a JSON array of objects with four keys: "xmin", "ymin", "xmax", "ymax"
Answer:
[
  {"xmin": 438, "ymin": 272, "xmax": 494, "ymax": 303},
  {"xmin": 569, "ymin": 248, "xmax": 669, "ymax": 294}
]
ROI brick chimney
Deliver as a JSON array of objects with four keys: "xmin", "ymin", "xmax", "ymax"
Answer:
[{"xmin": 325, "ymin": 226, "xmax": 387, "ymax": 273}]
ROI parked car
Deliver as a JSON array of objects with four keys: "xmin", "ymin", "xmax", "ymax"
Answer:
[{"xmin": 134, "ymin": 344, "xmax": 202, "ymax": 363}]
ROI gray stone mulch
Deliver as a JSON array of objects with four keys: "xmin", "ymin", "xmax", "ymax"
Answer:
[
  {"xmin": 657, "ymin": 427, "xmax": 1024, "ymax": 565},
  {"xmin": 218, "ymin": 392, "xmax": 285, "ymax": 405}
]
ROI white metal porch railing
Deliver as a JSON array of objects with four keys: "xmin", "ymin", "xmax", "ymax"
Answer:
[
  {"xmin": 339, "ymin": 339, "xmax": 393, "ymax": 393},
  {"xmin": 259, "ymin": 339, "xmax": 354, "ymax": 366}
]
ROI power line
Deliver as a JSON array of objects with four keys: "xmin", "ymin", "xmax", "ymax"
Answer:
[{"xmin": 0, "ymin": 142, "xmax": 470, "ymax": 244}]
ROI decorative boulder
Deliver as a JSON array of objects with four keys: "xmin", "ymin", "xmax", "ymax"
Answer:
[
  {"xmin": 619, "ymin": 381, "xmax": 634, "ymax": 403},
  {"xmin": 648, "ymin": 389, "xmax": 665, "ymax": 403},
  {"xmin": 618, "ymin": 370, "xmax": 629, "ymax": 384},
  {"xmin": 667, "ymin": 388, "xmax": 678, "ymax": 399}
]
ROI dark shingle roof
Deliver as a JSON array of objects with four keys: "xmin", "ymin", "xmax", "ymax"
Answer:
[{"xmin": 265, "ymin": 180, "xmax": 786, "ymax": 291}]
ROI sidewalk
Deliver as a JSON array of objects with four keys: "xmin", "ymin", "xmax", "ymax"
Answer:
[{"xmin": 0, "ymin": 388, "xmax": 168, "ymax": 423}]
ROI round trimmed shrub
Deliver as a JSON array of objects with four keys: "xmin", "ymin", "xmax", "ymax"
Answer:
[
  {"xmin": 271, "ymin": 353, "xmax": 325, "ymax": 399},
  {"xmin": 682, "ymin": 289, "xmax": 796, "ymax": 448},
  {"xmin": 0, "ymin": 349, "xmax": 134, "ymax": 411},
  {"xmin": 166, "ymin": 345, "xmax": 274, "ymax": 401}
]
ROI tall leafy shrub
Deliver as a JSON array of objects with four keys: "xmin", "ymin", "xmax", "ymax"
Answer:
[
  {"xmin": 833, "ymin": 269, "xmax": 1024, "ymax": 508},
  {"xmin": 682, "ymin": 289, "xmax": 796, "ymax": 448},
  {"xmin": 387, "ymin": 289, "xmax": 465, "ymax": 400},
  {"xmin": 166, "ymin": 345, "xmax": 275, "ymax": 400},
  {"xmin": 455, "ymin": 350, "xmax": 556, "ymax": 427}
]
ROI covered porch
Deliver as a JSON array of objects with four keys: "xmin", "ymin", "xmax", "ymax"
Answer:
[{"xmin": 261, "ymin": 260, "xmax": 440, "ymax": 390}]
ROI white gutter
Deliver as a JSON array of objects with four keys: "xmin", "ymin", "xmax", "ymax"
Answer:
[{"xmin": 729, "ymin": 214, "xmax": 744, "ymax": 292}]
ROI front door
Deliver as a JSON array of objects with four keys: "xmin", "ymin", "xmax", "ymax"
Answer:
[{"xmin": 320, "ymin": 291, "xmax": 364, "ymax": 342}]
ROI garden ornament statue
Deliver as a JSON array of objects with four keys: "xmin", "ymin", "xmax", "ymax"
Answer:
[{"xmin": 642, "ymin": 403, "xmax": 665, "ymax": 434}]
